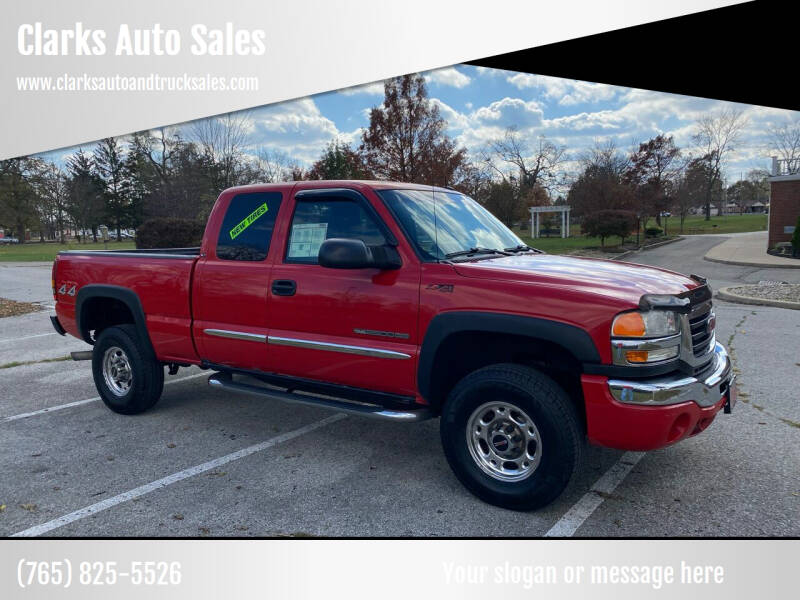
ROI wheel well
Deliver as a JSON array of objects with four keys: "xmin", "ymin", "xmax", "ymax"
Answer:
[
  {"xmin": 425, "ymin": 331, "xmax": 586, "ymax": 425},
  {"xmin": 80, "ymin": 296, "xmax": 135, "ymax": 342}
]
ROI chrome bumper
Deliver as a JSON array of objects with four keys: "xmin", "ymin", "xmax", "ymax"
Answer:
[{"xmin": 608, "ymin": 343, "xmax": 733, "ymax": 407}]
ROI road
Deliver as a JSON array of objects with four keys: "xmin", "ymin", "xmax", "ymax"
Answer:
[{"xmin": 0, "ymin": 238, "xmax": 798, "ymax": 537}]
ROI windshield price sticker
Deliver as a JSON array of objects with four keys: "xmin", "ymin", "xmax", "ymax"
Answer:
[
  {"xmin": 288, "ymin": 222, "xmax": 328, "ymax": 258},
  {"xmin": 229, "ymin": 202, "xmax": 268, "ymax": 240}
]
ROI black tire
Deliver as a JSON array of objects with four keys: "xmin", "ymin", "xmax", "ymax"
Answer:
[
  {"xmin": 440, "ymin": 363, "xmax": 582, "ymax": 511},
  {"xmin": 92, "ymin": 324, "xmax": 164, "ymax": 415}
]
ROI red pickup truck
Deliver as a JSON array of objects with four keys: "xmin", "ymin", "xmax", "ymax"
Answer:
[{"xmin": 50, "ymin": 181, "xmax": 735, "ymax": 510}]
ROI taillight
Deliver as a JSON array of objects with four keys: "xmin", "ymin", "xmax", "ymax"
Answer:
[{"xmin": 51, "ymin": 259, "xmax": 58, "ymax": 300}]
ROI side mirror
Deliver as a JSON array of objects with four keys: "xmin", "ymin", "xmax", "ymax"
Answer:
[{"xmin": 318, "ymin": 238, "xmax": 401, "ymax": 270}]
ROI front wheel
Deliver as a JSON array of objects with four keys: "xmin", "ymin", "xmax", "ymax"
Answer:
[
  {"xmin": 92, "ymin": 324, "xmax": 164, "ymax": 415},
  {"xmin": 440, "ymin": 363, "xmax": 582, "ymax": 511}
]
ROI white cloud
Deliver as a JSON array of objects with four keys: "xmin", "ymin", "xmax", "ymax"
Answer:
[
  {"xmin": 425, "ymin": 66, "xmax": 471, "ymax": 88},
  {"xmin": 338, "ymin": 81, "xmax": 385, "ymax": 96},
  {"xmin": 247, "ymin": 97, "xmax": 340, "ymax": 163},
  {"xmin": 506, "ymin": 73, "xmax": 617, "ymax": 106}
]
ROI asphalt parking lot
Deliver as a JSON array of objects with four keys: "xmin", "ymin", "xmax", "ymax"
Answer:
[{"xmin": 0, "ymin": 235, "xmax": 798, "ymax": 537}]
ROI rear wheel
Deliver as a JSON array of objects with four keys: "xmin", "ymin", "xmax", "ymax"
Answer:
[
  {"xmin": 440, "ymin": 363, "xmax": 582, "ymax": 511},
  {"xmin": 92, "ymin": 324, "xmax": 164, "ymax": 415}
]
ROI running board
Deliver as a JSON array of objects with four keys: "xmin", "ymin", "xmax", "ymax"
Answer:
[{"xmin": 207, "ymin": 373, "xmax": 434, "ymax": 422}]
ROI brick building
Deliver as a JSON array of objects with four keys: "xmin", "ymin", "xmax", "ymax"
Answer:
[{"xmin": 768, "ymin": 157, "xmax": 800, "ymax": 248}]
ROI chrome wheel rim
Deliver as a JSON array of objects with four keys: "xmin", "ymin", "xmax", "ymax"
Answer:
[
  {"xmin": 466, "ymin": 401, "xmax": 542, "ymax": 482},
  {"xmin": 102, "ymin": 346, "xmax": 133, "ymax": 397}
]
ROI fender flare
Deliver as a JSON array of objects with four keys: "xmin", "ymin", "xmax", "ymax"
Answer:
[
  {"xmin": 75, "ymin": 284, "xmax": 156, "ymax": 358},
  {"xmin": 417, "ymin": 311, "xmax": 601, "ymax": 404}
]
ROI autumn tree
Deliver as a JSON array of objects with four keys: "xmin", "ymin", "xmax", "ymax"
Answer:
[
  {"xmin": 692, "ymin": 108, "xmax": 747, "ymax": 220},
  {"xmin": 624, "ymin": 135, "xmax": 681, "ymax": 227},
  {"xmin": 308, "ymin": 139, "xmax": 370, "ymax": 180},
  {"xmin": 360, "ymin": 74, "xmax": 466, "ymax": 186},
  {"xmin": 568, "ymin": 140, "xmax": 634, "ymax": 218}
]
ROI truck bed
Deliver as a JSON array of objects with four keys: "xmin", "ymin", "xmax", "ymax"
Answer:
[{"xmin": 54, "ymin": 248, "xmax": 201, "ymax": 364}]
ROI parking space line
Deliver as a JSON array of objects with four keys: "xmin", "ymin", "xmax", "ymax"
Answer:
[
  {"xmin": 544, "ymin": 451, "xmax": 645, "ymax": 537},
  {"xmin": 1, "ymin": 372, "xmax": 208, "ymax": 423},
  {"xmin": 0, "ymin": 332, "xmax": 58, "ymax": 343},
  {"xmin": 12, "ymin": 413, "xmax": 346, "ymax": 537}
]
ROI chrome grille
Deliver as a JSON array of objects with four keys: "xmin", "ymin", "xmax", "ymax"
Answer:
[
  {"xmin": 677, "ymin": 285, "xmax": 715, "ymax": 374},
  {"xmin": 689, "ymin": 305, "xmax": 713, "ymax": 357}
]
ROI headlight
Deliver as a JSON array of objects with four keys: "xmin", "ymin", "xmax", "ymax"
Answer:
[
  {"xmin": 611, "ymin": 309, "xmax": 681, "ymax": 366},
  {"xmin": 612, "ymin": 310, "xmax": 679, "ymax": 338}
]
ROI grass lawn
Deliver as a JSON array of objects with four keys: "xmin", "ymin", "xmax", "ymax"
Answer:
[
  {"xmin": 668, "ymin": 213, "xmax": 767, "ymax": 235},
  {"xmin": 514, "ymin": 213, "xmax": 768, "ymax": 255},
  {"xmin": 0, "ymin": 240, "xmax": 136, "ymax": 262}
]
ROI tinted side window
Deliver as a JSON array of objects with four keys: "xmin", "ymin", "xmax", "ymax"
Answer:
[
  {"xmin": 216, "ymin": 192, "xmax": 282, "ymax": 261},
  {"xmin": 286, "ymin": 198, "xmax": 387, "ymax": 264}
]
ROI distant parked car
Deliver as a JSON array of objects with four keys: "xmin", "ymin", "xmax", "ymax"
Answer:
[{"xmin": 0, "ymin": 237, "xmax": 20, "ymax": 244}]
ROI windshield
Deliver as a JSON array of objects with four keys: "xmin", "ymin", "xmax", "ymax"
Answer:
[{"xmin": 379, "ymin": 189, "xmax": 524, "ymax": 261}]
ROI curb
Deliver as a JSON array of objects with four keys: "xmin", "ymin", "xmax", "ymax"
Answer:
[
  {"xmin": 613, "ymin": 236, "xmax": 684, "ymax": 261},
  {"xmin": 703, "ymin": 255, "xmax": 800, "ymax": 270},
  {"xmin": 716, "ymin": 287, "xmax": 800, "ymax": 310}
]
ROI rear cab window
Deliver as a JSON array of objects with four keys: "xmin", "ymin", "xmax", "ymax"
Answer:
[{"xmin": 216, "ymin": 192, "xmax": 282, "ymax": 261}]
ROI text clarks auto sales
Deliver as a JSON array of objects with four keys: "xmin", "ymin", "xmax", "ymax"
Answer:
[{"xmin": 17, "ymin": 22, "xmax": 267, "ymax": 56}]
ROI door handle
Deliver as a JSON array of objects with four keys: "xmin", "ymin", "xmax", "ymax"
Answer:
[{"xmin": 271, "ymin": 279, "xmax": 297, "ymax": 296}]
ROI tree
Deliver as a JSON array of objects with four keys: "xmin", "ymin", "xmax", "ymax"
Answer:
[
  {"xmin": 37, "ymin": 162, "xmax": 70, "ymax": 243},
  {"xmin": 191, "ymin": 112, "xmax": 251, "ymax": 190},
  {"xmin": 567, "ymin": 140, "xmax": 634, "ymax": 218},
  {"xmin": 624, "ymin": 135, "xmax": 681, "ymax": 227},
  {"xmin": 767, "ymin": 118, "xmax": 800, "ymax": 166},
  {"xmin": 65, "ymin": 149, "xmax": 104, "ymax": 243},
  {"xmin": 359, "ymin": 74, "xmax": 467, "ymax": 186},
  {"xmin": 582, "ymin": 210, "xmax": 636, "ymax": 248},
  {"xmin": 94, "ymin": 137, "xmax": 131, "ymax": 239},
  {"xmin": 255, "ymin": 148, "xmax": 292, "ymax": 183},
  {"xmin": 0, "ymin": 158, "xmax": 42, "ymax": 242},
  {"xmin": 484, "ymin": 127, "xmax": 566, "ymax": 194},
  {"xmin": 692, "ymin": 108, "xmax": 747, "ymax": 220},
  {"xmin": 308, "ymin": 139, "xmax": 370, "ymax": 180}
]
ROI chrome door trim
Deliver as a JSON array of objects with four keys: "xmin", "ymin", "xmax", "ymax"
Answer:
[
  {"xmin": 267, "ymin": 335, "xmax": 410, "ymax": 360},
  {"xmin": 204, "ymin": 329, "xmax": 267, "ymax": 343}
]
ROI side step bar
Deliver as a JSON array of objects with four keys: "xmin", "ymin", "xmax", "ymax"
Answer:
[{"xmin": 207, "ymin": 373, "xmax": 434, "ymax": 422}]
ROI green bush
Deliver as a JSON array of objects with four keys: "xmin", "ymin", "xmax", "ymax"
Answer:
[
  {"xmin": 135, "ymin": 218, "xmax": 205, "ymax": 249},
  {"xmin": 583, "ymin": 210, "xmax": 637, "ymax": 248},
  {"xmin": 645, "ymin": 227, "xmax": 663, "ymax": 238}
]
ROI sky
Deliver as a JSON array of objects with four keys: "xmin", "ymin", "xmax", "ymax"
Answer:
[{"xmin": 41, "ymin": 64, "xmax": 800, "ymax": 188}]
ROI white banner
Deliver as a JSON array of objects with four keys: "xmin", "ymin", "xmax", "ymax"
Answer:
[
  {"xmin": 0, "ymin": 0, "xmax": 741, "ymax": 159},
  {"xmin": 2, "ymin": 539, "xmax": 797, "ymax": 598}
]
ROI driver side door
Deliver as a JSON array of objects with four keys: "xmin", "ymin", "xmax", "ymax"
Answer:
[{"xmin": 265, "ymin": 187, "xmax": 421, "ymax": 397}]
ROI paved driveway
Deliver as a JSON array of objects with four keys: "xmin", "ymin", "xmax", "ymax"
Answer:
[{"xmin": 0, "ymin": 237, "xmax": 798, "ymax": 537}]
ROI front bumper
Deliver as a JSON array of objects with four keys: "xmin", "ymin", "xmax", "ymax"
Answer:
[{"xmin": 581, "ymin": 343, "xmax": 734, "ymax": 451}]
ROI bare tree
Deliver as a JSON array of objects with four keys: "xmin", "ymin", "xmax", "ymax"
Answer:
[
  {"xmin": 692, "ymin": 108, "xmax": 747, "ymax": 220},
  {"xmin": 191, "ymin": 112, "xmax": 251, "ymax": 189},
  {"xmin": 38, "ymin": 162, "xmax": 70, "ymax": 243},
  {"xmin": 484, "ymin": 127, "xmax": 567, "ymax": 193},
  {"xmin": 255, "ymin": 147, "xmax": 292, "ymax": 182},
  {"xmin": 767, "ymin": 119, "xmax": 800, "ymax": 172}
]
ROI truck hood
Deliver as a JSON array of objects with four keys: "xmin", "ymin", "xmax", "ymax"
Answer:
[{"xmin": 452, "ymin": 253, "xmax": 699, "ymax": 306}]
